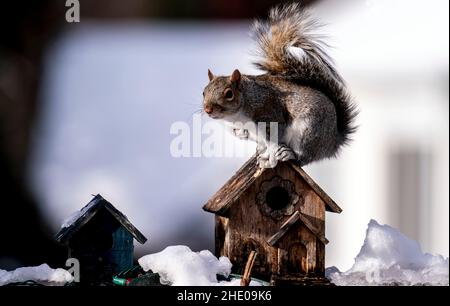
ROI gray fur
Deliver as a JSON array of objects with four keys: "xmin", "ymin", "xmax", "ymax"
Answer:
[{"xmin": 202, "ymin": 3, "xmax": 358, "ymax": 168}]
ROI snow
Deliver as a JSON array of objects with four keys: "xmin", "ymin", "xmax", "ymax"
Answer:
[
  {"xmin": 61, "ymin": 200, "xmax": 96, "ymax": 228},
  {"xmin": 138, "ymin": 245, "xmax": 259, "ymax": 286},
  {"xmin": 0, "ymin": 264, "xmax": 73, "ymax": 286},
  {"xmin": 326, "ymin": 220, "xmax": 449, "ymax": 286}
]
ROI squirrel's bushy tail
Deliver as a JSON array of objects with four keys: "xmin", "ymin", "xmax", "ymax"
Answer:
[{"xmin": 252, "ymin": 2, "xmax": 358, "ymax": 150}]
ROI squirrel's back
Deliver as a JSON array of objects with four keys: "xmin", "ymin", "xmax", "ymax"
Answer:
[{"xmin": 252, "ymin": 3, "xmax": 358, "ymax": 152}]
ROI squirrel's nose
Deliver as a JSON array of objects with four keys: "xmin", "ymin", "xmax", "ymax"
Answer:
[{"xmin": 204, "ymin": 105, "xmax": 213, "ymax": 114}]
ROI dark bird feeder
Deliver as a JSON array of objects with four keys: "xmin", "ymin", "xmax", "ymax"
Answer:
[{"xmin": 55, "ymin": 194, "xmax": 147, "ymax": 284}]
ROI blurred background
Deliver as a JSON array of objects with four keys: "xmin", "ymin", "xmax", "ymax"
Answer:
[{"xmin": 0, "ymin": 0, "xmax": 448, "ymax": 271}]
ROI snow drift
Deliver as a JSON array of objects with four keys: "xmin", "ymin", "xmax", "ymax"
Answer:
[
  {"xmin": 327, "ymin": 220, "xmax": 449, "ymax": 286},
  {"xmin": 140, "ymin": 221, "xmax": 448, "ymax": 286},
  {"xmin": 0, "ymin": 264, "xmax": 73, "ymax": 286},
  {"xmin": 138, "ymin": 245, "xmax": 258, "ymax": 286}
]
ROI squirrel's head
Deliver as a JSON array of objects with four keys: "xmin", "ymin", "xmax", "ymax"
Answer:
[{"xmin": 202, "ymin": 69, "xmax": 242, "ymax": 119}]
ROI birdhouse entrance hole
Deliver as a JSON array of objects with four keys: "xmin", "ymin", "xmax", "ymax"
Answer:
[
  {"xmin": 266, "ymin": 186, "xmax": 289, "ymax": 210},
  {"xmin": 256, "ymin": 175, "xmax": 300, "ymax": 220}
]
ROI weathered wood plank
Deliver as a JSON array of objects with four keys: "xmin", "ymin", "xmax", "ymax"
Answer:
[
  {"xmin": 267, "ymin": 211, "xmax": 300, "ymax": 246},
  {"xmin": 241, "ymin": 251, "xmax": 257, "ymax": 286},
  {"xmin": 316, "ymin": 240, "xmax": 325, "ymax": 275},
  {"xmin": 203, "ymin": 157, "xmax": 342, "ymax": 215},
  {"xmin": 267, "ymin": 210, "xmax": 328, "ymax": 246},
  {"xmin": 297, "ymin": 213, "xmax": 329, "ymax": 245},
  {"xmin": 215, "ymin": 215, "xmax": 229, "ymax": 257}
]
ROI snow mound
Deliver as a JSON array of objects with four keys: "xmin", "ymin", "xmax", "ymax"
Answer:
[
  {"xmin": 327, "ymin": 219, "xmax": 449, "ymax": 286},
  {"xmin": 138, "ymin": 245, "xmax": 258, "ymax": 286},
  {"xmin": 0, "ymin": 264, "xmax": 73, "ymax": 286}
]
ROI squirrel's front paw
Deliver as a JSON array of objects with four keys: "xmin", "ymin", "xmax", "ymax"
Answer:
[
  {"xmin": 257, "ymin": 151, "xmax": 278, "ymax": 169},
  {"xmin": 275, "ymin": 144, "xmax": 296, "ymax": 162},
  {"xmin": 258, "ymin": 158, "xmax": 276, "ymax": 169},
  {"xmin": 257, "ymin": 144, "xmax": 294, "ymax": 168},
  {"xmin": 256, "ymin": 143, "xmax": 267, "ymax": 154},
  {"xmin": 233, "ymin": 128, "xmax": 249, "ymax": 140}
]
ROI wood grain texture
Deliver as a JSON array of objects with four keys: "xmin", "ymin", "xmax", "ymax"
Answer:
[
  {"xmin": 240, "ymin": 250, "xmax": 257, "ymax": 286},
  {"xmin": 267, "ymin": 211, "xmax": 328, "ymax": 246},
  {"xmin": 209, "ymin": 158, "xmax": 335, "ymax": 282},
  {"xmin": 297, "ymin": 213, "xmax": 328, "ymax": 245},
  {"xmin": 215, "ymin": 215, "xmax": 229, "ymax": 257},
  {"xmin": 267, "ymin": 211, "xmax": 300, "ymax": 246},
  {"xmin": 203, "ymin": 156, "xmax": 342, "ymax": 215}
]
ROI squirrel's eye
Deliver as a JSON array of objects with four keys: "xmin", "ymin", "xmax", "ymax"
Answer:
[{"xmin": 224, "ymin": 89, "xmax": 233, "ymax": 100}]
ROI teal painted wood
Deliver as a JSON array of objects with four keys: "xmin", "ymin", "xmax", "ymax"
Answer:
[{"xmin": 107, "ymin": 227, "xmax": 134, "ymax": 273}]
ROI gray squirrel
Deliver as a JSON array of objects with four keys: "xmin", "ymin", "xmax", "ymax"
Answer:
[{"xmin": 202, "ymin": 3, "xmax": 357, "ymax": 168}]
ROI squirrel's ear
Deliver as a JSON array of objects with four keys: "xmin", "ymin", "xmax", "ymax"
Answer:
[
  {"xmin": 208, "ymin": 69, "xmax": 215, "ymax": 81},
  {"xmin": 230, "ymin": 69, "xmax": 241, "ymax": 84}
]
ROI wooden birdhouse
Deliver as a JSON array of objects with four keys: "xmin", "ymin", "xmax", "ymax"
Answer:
[
  {"xmin": 203, "ymin": 155, "xmax": 342, "ymax": 285},
  {"xmin": 55, "ymin": 194, "xmax": 147, "ymax": 284}
]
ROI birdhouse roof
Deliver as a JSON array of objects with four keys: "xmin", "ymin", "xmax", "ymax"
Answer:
[
  {"xmin": 267, "ymin": 211, "xmax": 329, "ymax": 246},
  {"xmin": 202, "ymin": 155, "xmax": 342, "ymax": 216},
  {"xmin": 55, "ymin": 194, "xmax": 147, "ymax": 244}
]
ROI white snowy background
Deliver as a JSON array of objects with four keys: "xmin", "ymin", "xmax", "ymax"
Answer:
[{"xmin": 27, "ymin": 0, "xmax": 448, "ymax": 274}]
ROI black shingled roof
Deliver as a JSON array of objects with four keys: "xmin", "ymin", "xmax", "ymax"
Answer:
[{"xmin": 55, "ymin": 194, "xmax": 147, "ymax": 244}]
